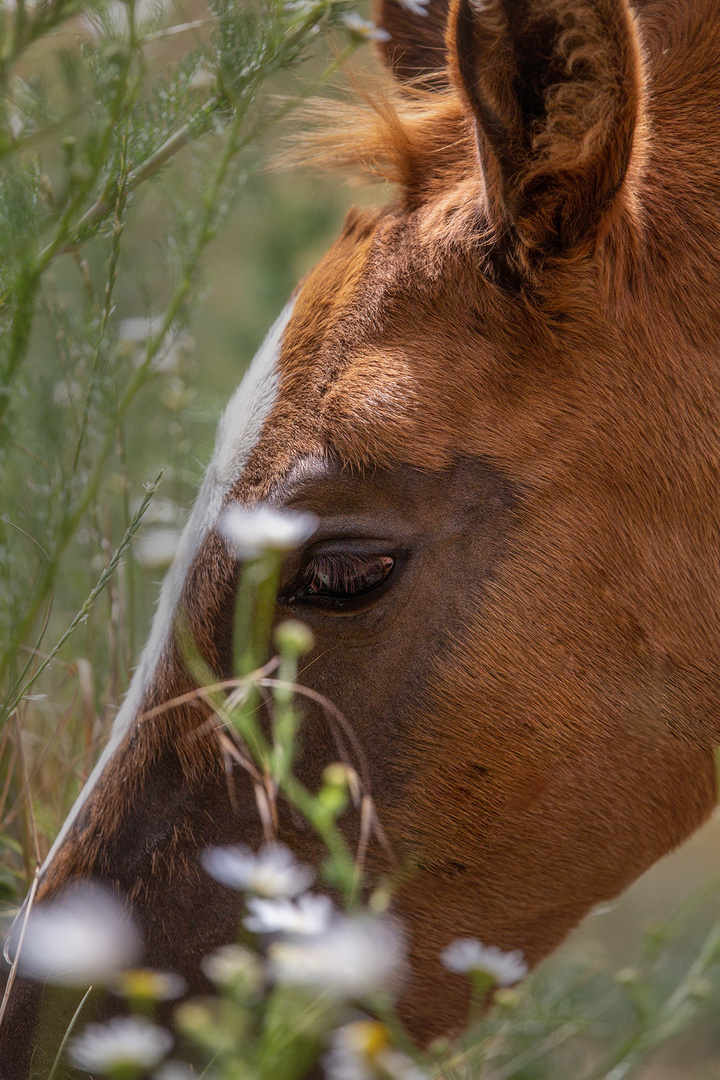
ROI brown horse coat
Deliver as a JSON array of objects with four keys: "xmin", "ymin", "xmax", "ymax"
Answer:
[{"xmin": 3, "ymin": 0, "xmax": 720, "ymax": 1072}]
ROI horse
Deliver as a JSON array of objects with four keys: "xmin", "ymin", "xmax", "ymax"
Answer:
[{"xmin": 4, "ymin": 0, "xmax": 720, "ymax": 1073}]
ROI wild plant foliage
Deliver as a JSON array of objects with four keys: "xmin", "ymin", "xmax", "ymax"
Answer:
[
  {"xmin": 0, "ymin": 0, "xmax": 354, "ymax": 892},
  {"xmin": 3, "ymin": 2, "xmax": 720, "ymax": 1078}
]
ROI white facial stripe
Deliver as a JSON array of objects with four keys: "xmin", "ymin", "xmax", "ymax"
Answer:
[{"xmin": 39, "ymin": 298, "xmax": 295, "ymax": 876}]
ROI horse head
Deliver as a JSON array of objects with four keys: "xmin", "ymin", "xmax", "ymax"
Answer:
[{"xmin": 4, "ymin": 0, "xmax": 720, "ymax": 1070}]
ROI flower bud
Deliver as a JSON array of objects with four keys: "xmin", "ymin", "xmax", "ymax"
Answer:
[
  {"xmin": 323, "ymin": 763, "xmax": 350, "ymax": 789},
  {"xmin": 275, "ymin": 619, "xmax": 314, "ymax": 656},
  {"xmin": 494, "ymin": 988, "xmax": 522, "ymax": 1009},
  {"xmin": 615, "ymin": 967, "xmax": 641, "ymax": 986},
  {"xmin": 114, "ymin": 969, "xmax": 185, "ymax": 1003},
  {"xmin": 201, "ymin": 944, "xmax": 264, "ymax": 1001},
  {"xmin": 688, "ymin": 977, "xmax": 713, "ymax": 1000}
]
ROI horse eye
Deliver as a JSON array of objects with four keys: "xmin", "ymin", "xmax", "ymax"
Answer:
[{"xmin": 293, "ymin": 552, "xmax": 395, "ymax": 603}]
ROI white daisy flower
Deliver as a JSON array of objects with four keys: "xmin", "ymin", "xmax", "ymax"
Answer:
[
  {"xmin": 13, "ymin": 883, "xmax": 141, "ymax": 987},
  {"xmin": 189, "ymin": 67, "xmax": 215, "ymax": 92},
  {"xmin": 9, "ymin": 110, "xmax": 24, "ymax": 138},
  {"xmin": 218, "ymin": 504, "xmax": 317, "ymax": 560},
  {"xmin": 244, "ymin": 893, "xmax": 334, "ymax": 937},
  {"xmin": 201, "ymin": 943, "xmax": 264, "ymax": 993},
  {"xmin": 154, "ymin": 1061, "xmax": 197, "ymax": 1080},
  {"xmin": 325, "ymin": 1020, "xmax": 429, "ymax": 1080},
  {"xmin": 440, "ymin": 939, "xmax": 528, "ymax": 986},
  {"xmin": 269, "ymin": 916, "xmax": 404, "ymax": 999},
  {"xmin": 201, "ymin": 842, "xmax": 314, "ymax": 897},
  {"xmin": 134, "ymin": 527, "xmax": 181, "ymax": 569},
  {"xmin": 69, "ymin": 1017, "xmax": 173, "ymax": 1073},
  {"xmin": 118, "ymin": 315, "xmax": 164, "ymax": 343},
  {"xmin": 341, "ymin": 12, "xmax": 391, "ymax": 42},
  {"xmin": 113, "ymin": 968, "xmax": 186, "ymax": 1001},
  {"xmin": 397, "ymin": 0, "xmax": 430, "ymax": 15}
]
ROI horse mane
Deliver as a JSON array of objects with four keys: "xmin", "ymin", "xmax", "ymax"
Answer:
[{"xmin": 282, "ymin": 70, "xmax": 474, "ymax": 200}]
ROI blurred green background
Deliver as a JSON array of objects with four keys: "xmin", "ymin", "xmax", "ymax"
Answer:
[{"xmin": 1, "ymin": 3, "xmax": 720, "ymax": 1077}]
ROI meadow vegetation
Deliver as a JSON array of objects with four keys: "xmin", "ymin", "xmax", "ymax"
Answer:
[{"xmin": 1, "ymin": 1, "xmax": 720, "ymax": 1076}]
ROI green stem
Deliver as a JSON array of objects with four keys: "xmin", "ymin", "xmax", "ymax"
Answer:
[
  {"xmin": 284, "ymin": 775, "xmax": 358, "ymax": 907},
  {"xmin": 0, "ymin": 366, "xmax": 142, "ymax": 690},
  {"xmin": 271, "ymin": 651, "xmax": 299, "ymax": 785},
  {"xmin": 58, "ymin": 35, "xmax": 358, "ymax": 258},
  {"xmin": 0, "ymin": 21, "xmax": 137, "ymax": 429},
  {"xmin": 1, "ymin": 472, "xmax": 163, "ymax": 724},
  {"xmin": 580, "ymin": 921, "xmax": 720, "ymax": 1080},
  {"xmin": 47, "ymin": 985, "xmax": 93, "ymax": 1080},
  {"xmin": 0, "ymin": 264, "xmax": 39, "ymax": 426},
  {"xmin": 71, "ymin": 162, "xmax": 129, "ymax": 478}
]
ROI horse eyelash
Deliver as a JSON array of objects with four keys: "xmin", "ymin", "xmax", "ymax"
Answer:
[{"xmin": 301, "ymin": 552, "xmax": 394, "ymax": 597}]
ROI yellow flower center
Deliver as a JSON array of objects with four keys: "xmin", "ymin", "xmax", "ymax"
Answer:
[{"xmin": 347, "ymin": 1020, "xmax": 391, "ymax": 1060}]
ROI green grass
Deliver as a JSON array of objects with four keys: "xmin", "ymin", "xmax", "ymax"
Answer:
[{"xmin": 2, "ymin": 3, "xmax": 720, "ymax": 1078}]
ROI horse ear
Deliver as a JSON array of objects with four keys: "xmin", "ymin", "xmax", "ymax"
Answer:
[
  {"xmin": 448, "ymin": 0, "xmax": 644, "ymax": 257},
  {"xmin": 375, "ymin": 0, "xmax": 452, "ymax": 85}
]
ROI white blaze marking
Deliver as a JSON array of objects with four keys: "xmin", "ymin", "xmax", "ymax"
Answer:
[{"xmin": 39, "ymin": 299, "xmax": 295, "ymax": 875}]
